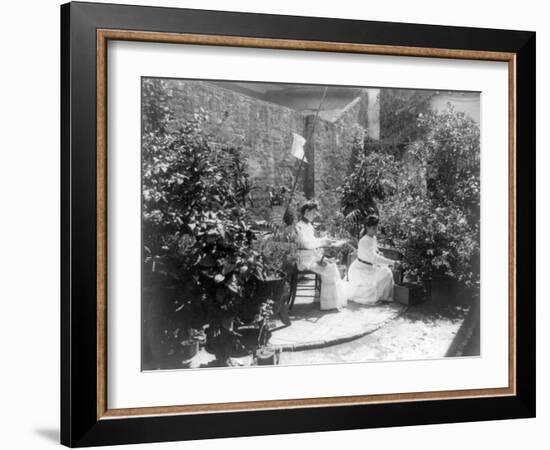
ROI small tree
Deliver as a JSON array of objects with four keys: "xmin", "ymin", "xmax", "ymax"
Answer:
[
  {"xmin": 341, "ymin": 106, "xmax": 480, "ymax": 289},
  {"xmin": 408, "ymin": 106, "xmax": 480, "ymax": 225},
  {"xmin": 340, "ymin": 137, "xmax": 401, "ymax": 237},
  {"xmin": 384, "ymin": 107, "xmax": 480, "ymax": 287}
]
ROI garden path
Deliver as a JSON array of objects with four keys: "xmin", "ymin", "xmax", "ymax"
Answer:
[
  {"xmin": 279, "ymin": 290, "xmax": 476, "ymax": 365},
  {"xmin": 269, "ymin": 281, "xmax": 406, "ymax": 351}
]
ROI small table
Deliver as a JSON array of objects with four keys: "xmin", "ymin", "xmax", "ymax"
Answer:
[{"xmin": 320, "ymin": 239, "xmax": 348, "ymax": 249}]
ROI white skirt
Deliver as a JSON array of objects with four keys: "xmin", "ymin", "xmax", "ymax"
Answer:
[
  {"xmin": 297, "ymin": 251, "xmax": 347, "ymax": 310},
  {"xmin": 347, "ymin": 260, "xmax": 394, "ymax": 305}
]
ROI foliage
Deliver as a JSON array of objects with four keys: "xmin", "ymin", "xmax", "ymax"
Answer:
[
  {"xmin": 389, "ymin": 107, "xmax": 480, "ymax": 287},
  {"xmin": 142, "ymin": 84, "xmax": 275, "ymax": 355},
  {"xmin": 215, "ymin": 146, "xmax": 254, "ymax": 208},
  {"xmin": 142, "ymin": 78, "xmax": 174, "ymax": 135},
  {"xmin": 381, "ymin": 194, "xmax": 479, "ymax": 287},
  {"xmin": 340, "ymin": 137, "xmax": 401, "ymax": 237},
  {"xmin": 342, "ymin": 105, "xmax": 480, "ymax": 288},
  {"xmin": 252, "ymin": 231, "xmax": 297, "ymax": 273},
  {"xmin": 408, "ymin": 107, "xmax": 481, "ymax": 223},
  {"xmin": 313, "ymin": 210, "xmax": 356, "ymax": 263},
  {"xmin": 379, "ymin": 89, "xmax": 432, "ymax": 145}
]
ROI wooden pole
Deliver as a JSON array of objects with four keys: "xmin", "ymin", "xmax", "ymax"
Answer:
[{"xmin": 283, "ymin": 86, "xmax": 328, "ymax": 225}]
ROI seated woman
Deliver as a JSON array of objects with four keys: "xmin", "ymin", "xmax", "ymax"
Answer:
[
  {"xmin": 347, "ymin": 215, "xmax": 395, "ymax": 305},
  {"xmin": 294, "ymin": 201, "xmax": 347, "ymax": 311}
]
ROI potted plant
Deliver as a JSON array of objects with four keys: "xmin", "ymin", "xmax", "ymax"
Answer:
[
  {"xmin": 141, "ymin": 266, "xmax": 205, "ymax": 369},
  {"xmin": 144, "ymin": 306, "xmax": 203, "ymax": 369},
  {"xmin": 250, "ymin": 228, "xmax": 298, "ymax": 321},
  {"xmin": 382, "ymin": 191, "xmax": 479, "ymax": 304},
  {"xmin": 141, "ymin": 105, "xmax": 281, "ymax": 366}
]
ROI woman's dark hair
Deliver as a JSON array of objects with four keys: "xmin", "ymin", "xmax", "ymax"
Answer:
[
  {"xmin": 365, "ymin": 214, "xmax": 380, "ymax": 228},
  {"xmin": 300, "ymin": 201, "xmax": 319, "ymax": 217}
]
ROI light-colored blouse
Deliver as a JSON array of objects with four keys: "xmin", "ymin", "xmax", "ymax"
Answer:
[
  {"xmin": 295, "ymin": 220, "xmax": 325, "ymax": 250},
  {"xmin": 294, "ymin": 220, "xmax": 325, "ymax": 270},
  {"xmin": 357, "ymin": 235, "xmax": 393, "ymax": 265}
]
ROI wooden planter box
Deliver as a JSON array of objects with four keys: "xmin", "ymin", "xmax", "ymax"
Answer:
[{"xmin": 394, "ymin": 283, "xmax": 424, "ymax": 305}]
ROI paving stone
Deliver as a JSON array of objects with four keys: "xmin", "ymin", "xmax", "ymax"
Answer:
[{"xmin": 270, "ymin": 299, "xmax": 406, "ymax": 350}]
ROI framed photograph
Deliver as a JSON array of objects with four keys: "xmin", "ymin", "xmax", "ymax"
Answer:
[{"xmin": 61, "ymin": 1, "xmax": 535, "ymax": 447}]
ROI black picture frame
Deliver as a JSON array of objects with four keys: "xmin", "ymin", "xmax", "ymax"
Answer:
[{"xmin": 61, "ymin": 1, "xmax": 535, "ymax": 447}]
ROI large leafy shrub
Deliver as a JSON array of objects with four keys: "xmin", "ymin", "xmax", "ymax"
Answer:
[
  {"xmin": 408, "ymin": 107, "xmax": 480, "ymax": 224},
  {"xmin": 340, "ymin": 137, "xmax": 401, "ymax": 237},
  {"xmin": 342, "ymin": 105, "xmax": 480, "ymax": 288},
  {"xmin": 142, "ymin": 81, "xmax": 274, "ymax": 350},
  {"xmin": 382, "ymin": 194, "xmax": 479, "ymax": 287}
]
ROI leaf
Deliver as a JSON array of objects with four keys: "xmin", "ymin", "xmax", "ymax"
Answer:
[
  {"xmin": 199, "ymin": 254, "xmax": 216, "ymax": 267},
  {"xmin": 222, "ymin": 261, "xmax": 236, "ymax": 275},
  {"xmin": 216, "ymin": 288, "xmax": 225, "ymax": 302}
]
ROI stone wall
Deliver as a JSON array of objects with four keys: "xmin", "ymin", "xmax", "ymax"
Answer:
[
  {"xmin": 310, "ymin": 92, "xmax": 370, "ymax": 212},
  {"xmin": 159, "ymin": 80, "xmax": 374, "ymax": 212},
  {"xmin": 163, "ymin": 80, "xmax": 306, "ymax": 190}
]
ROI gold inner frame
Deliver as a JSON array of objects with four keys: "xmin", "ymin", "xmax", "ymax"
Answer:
[{"xmin": 96, "ymin": 29, "xmax": 517, "ymax": 420}]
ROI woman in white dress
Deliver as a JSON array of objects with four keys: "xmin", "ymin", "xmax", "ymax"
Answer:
[
  {"xmin": 347, "ymin": 215, "xmax": 395, "ymax": 305},
  {"xmin": 294, "ymin": 202, "xmax": 347, "ymax": 311}
]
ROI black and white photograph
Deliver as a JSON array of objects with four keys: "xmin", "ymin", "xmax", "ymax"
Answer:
[
  {"xmin": 0, "ymin": 0, "xmax": 542, "ymax": 446},
  {"xmin": 141, "ymin": 78, "xmax": 481, "ymax": 370}
]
